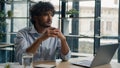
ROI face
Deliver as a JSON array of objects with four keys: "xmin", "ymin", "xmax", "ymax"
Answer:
[{"xmin": 34, "ymin": 11, "xmax": 53, "ymax": 28}]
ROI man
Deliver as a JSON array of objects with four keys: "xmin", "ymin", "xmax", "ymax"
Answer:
[{"xmin": 15, "ymin": 1, "xmax": 71, "ymax": 64}]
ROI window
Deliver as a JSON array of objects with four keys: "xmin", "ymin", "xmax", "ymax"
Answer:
[
  {"xmin": 90, "ymin": 21, "xmax": 94, "ymax": 31},
  {"xmin": 100, "ymin": 21, "xmax": 104, "ymax": 35},
  {"xmin": 106, "ymin": 21, "xmax": 112, "ymax": 31},
  {"xmin": 114, "ymin": 0, "xmax": 118, "ymax": 4}
]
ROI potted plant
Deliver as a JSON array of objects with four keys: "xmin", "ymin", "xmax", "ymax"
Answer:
[
  {"xmin": 66, "ymin": 8, "xmax": 79, "ymax": 18},
  {"xmin": 0, "ymin": 11, "xmax": 7, "ymax": 41},
  {"xmin": 7, "ymin": 10, "xmax": 13, "ymax": 18}
]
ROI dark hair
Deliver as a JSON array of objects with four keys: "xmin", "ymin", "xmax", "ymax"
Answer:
[{"xmin": 30, "ymin": 1, "xmax": 55, "ymax": 25}]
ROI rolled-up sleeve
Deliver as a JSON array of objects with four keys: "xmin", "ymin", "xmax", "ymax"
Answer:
[
  {"xmin": 60, "ymin": 50, "xmax": 71, "ymax": 61},
  {"xmin": 14, "ymin": 32, "xmax": 28, "ymax": 65},
  {"xmin": 57, "ymin": 39, "xmax": 71, "ymax": 61}
]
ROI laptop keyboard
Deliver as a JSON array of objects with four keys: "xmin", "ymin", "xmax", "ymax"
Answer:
[
  {"xmin": 79, "ymin": 60, "xmax": 91, "ymax": 64},
  {"xmin": 73, "ymin": 60, "xmax": 92, "ymax": 67}
]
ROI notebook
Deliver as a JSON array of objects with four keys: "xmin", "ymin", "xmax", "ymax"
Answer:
[
  {"xmin": 71, "ymin": 43, "xmax": 119, "ymax": 68},
  {"xmin": 34, "ymin": 64, "xmax": 56, "ymax": 68}
]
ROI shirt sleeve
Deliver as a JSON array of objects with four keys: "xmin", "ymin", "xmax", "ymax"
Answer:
[
  {"xmin": 60, "ymin": 50, "xmax": 71, "ymax": 61},
  {"xmin": 57, "ymin": 39, "xmax": 71, "ymax": 61},
  {"xmin": 14, "ymin": 31, "xmax": 28, "ymax": 65}
]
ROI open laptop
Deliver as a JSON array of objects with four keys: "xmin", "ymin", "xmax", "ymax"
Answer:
[{"xmin": 71, "ymin": 43, "xmax": 119, "ymax": 68}]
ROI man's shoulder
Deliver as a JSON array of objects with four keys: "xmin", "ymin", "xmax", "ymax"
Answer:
[{"xmin": 18, "ymin": 27, "xmax": 31, "ymax": 33}]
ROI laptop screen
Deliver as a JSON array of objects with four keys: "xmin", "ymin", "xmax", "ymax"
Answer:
[{"xmin": 71, "ymin": 43, "xmax": 119, "ymax": 68}]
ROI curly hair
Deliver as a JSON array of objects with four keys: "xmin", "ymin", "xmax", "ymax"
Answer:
[{"xmin": 30, "ymin": 1, "xmax": 55, "ymax": 25}]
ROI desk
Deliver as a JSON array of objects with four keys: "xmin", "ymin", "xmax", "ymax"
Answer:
[
  {"xmin": 0, "ymin": 43, "xmax": 14, "ymax": 63},
  {"xmin": 0, "ymin": 57, "xmax": 120, "ymax": 68},
  {"xmin": 0, "ymin": 43, "xmax": 14, "ymax": 48},
  {"xmin": 34, "ymin": 57, "xmax": 120, "ymax": 68}
]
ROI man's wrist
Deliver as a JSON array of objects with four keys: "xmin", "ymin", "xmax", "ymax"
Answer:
[
  {"xmin": 60, "ymin": 36, "xmax": 66, "ymax": 41},
  {"xmin": 38, "ymin": 37, "xmax": 44, "ymax": 43}
]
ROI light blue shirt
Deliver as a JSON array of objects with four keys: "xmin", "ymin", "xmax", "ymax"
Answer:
[{"xmin": 15, "ymin": 26, "xmax": 71, "ymax": 64}]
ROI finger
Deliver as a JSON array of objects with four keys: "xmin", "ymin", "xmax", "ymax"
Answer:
[
  {"xmin": 53, "ymin": 29, "xmax": 60, "ymax": 32},
  {"xmin": 48, "ymin": 27, "xmax": 56, "ymax": 30},
  {"xmin": 51, "ymin": 35, "xmax": 57, "ymax": 37},
  {"xmin": 53, "ymin": 32, "xmax": 59, "ymax": 35},
  {"xmin": 48, "ymin": 33, "xmax": 57, "ymax": 37},
  {"xmin": 48, "ymin": 30, "xmax": 54, "ymax": 34},
  {"xmin": 52, "ymin": 31, "xmax": 60, "ymax": 36}
]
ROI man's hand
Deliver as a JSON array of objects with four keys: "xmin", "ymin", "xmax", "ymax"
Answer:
[
  {"xmin": 53, "ymin": 28, "xmax": 66, "ymax": 40},
  {"xmin": 40, "ymin": 27, "xmax": 65, "ymax": 41}
]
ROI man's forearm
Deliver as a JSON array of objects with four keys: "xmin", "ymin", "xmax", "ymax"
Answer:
[
  {"xmin": 61, "ymin": 38, "xmax": 70, "ymax": 55},
  {"xmin": 26, "ymin": 38, "xmax": 43, "ymax": 54}
]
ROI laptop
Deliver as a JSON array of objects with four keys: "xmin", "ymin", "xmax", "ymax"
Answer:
[{"xmin": 71, "ymin": 43, "xmax": 119, "ymax": 68}]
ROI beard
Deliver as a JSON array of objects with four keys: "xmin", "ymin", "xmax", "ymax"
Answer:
[{"xmin": 38, "ymin": 21, "xmax": 52, "ymax": 28}]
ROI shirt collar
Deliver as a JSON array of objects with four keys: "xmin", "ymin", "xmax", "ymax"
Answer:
[{"xmin": 29, "ymin": 26, "xmax": 38, "ymax": 34}]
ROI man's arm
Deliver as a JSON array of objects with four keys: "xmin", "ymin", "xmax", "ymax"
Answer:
[
  {"xmin": 53, "ymin": 28, "xmax": 70, "ymax": 55},
  {"xmin": 26, "ymin": 37, "xmax": 43, "ymax": 54},
  {"xmin": 26, "ymin": 27, "xmax": 61, "ymax": 54},
  {"xmin": 60, "ymin": 37, "xmax": 71, "ymax": 61},
  {"xmin": 60, "ymin": 36, "xmax": 70, "ymax": 55}
]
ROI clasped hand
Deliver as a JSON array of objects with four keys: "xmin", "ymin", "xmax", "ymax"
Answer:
[{"xmin": 40, "ymin": 27, "xmax": 65, "ymax": 41}]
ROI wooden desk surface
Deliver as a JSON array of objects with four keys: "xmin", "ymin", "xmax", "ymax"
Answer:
[
  {"xmin": 0, "ymin": 57, "xmax": 119, "ymax": 68},
  {"xmin": 34, "ymin": 57, "xmax": 120, "ymax": 68}
]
